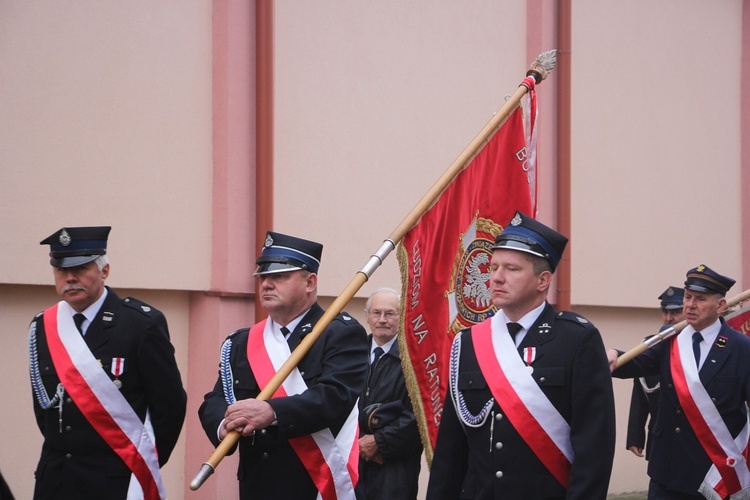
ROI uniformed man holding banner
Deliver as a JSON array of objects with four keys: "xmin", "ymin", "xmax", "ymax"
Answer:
[
  {"xmin": 610, "ymin": 265, "xmax": 750, "ymax": 499},
  {"xmin": 30, "ymin": 226, "xmax": 186, "ymax": 499},
  {"xmin": 427, "ymin": 212, "xmax": 616, "ymax": 499},
  {"xmin": 198, "ymin": 231, "xmax": 368, "ymax": 499}
]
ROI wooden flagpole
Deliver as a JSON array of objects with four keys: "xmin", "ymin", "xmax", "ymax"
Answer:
[
  {"xmin": 190, "ymin": 49, "xmax": 558, "ymax": 491},
  {"xmin": 614, "ymin": 287, "xmax": 750, "ymax": 369}
]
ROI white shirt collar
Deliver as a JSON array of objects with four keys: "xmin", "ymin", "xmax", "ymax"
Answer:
[
  {"xmin": 498, "ymin": 301, "xmax": 546, "ymax": 347},
  {"xmin": 270, "ymin": 307, "xmax": 312, "ymax": 338},
  {"xmin": 75, "ymin": 287, "xmax": 108, "ymax": 334},
  {"xmin": 372, "ymin": 335, "xmax": 397, "ymax": 356}
]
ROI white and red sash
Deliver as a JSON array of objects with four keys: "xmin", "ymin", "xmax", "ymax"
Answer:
[
  {"xmin": 247, "ymin": 319, "xmax": 358, "ymax": 500},
  {"xmin": 472, "ymin": 316, "xmax": 573, "ymax": 487},
  {"xmin": 670, "ymin": 330, "xmax": 750, "ymax": 499},
  {"xmin": 43, "ymin": 301, "xmax": 164, "ymax": 500}
]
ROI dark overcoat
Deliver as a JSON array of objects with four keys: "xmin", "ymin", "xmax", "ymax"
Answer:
[
  {"xmin": 427, "ymin": 303, "xmax": 616, "ymax": 500},
  {"xmin": 30, "ymin": 287, "xmax": 186, "ymax": 500},
  {"xmin": 357, "ymin": 335, "xmax": 422, "ymax": 500},
  {"xmin": 198, "ymin": 303, "xmax": 368, "ymax": 500}
]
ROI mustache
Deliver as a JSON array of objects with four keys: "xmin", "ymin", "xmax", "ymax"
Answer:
[{"xmin": 62, "ymin": 285, "xmax": 86, "ymax": 293}]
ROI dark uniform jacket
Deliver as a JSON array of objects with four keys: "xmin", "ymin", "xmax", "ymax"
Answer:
[
  {"xmin": 198, "ymin": 303, "xmax": 368, "ymax": 500},
  {"xmin": 30, "ymin": 287, "xmax": 187, "ymax": 500},
  {"xmin": 613, "ymin": 320, "xmax": 750, "ymax": 495},
  {"xmin": 357, "ymin": 335, "xmax": 422, "ymax": 500},
  {"xmin": 626, "ymin": 371, "xmax": 660, "ymax": 459},
  {"xmin": 427, "ymin": 303, "xmax": 616, "ymax": 500}
]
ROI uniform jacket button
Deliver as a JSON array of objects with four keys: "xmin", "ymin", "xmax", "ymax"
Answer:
[
  {"xmin": 675, "ymin": 427, "xmax": 681, "ymax": 433},
  {"xmin": 494, "ymin": 442, "xmax": 503, "ymax": 450},
  {"xmin": 495, "ymin": 471, "xmax": 504, "ymax": 479},
  {"xmin": 262, "ymin": 452, "xmax": 269, "ymax": 460},
  {"xmin": 495, "ymin": 413, "xmax": 503, "ymax": 421},
  {"xmin": 260, "ymin": 429, "xmax": 267, "ymax": 436},
  {"xmin": 65, "ymin": 453, "xmax": 72, "ymax": 460},
  {"xmin": 65, "ymin": 426, "xmax": 72, "ymax": 432}
]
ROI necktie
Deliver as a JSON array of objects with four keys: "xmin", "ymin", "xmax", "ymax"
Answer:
[
  {"xmin": 371, "ymin": 346, "xmax": 385, "ymax": 368},
  {"xmin": 73, "ymin": 313, "xmax": 86, "ymax": 335},
  {"xmin": 507, "ymin": 322, "xmax": 523, "ymax": 342},
  {"xmin": 282, "ymin": 326, "xmax": 299, "ymax": 350},
  {"xmin": 692, "ymin": 331, "xmax": 703, "ymax": 367}
]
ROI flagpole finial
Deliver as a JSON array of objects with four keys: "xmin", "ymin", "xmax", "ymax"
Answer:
[{"xmin": 527, "ymin": 50, "xmax": 558, "ymax": 84}]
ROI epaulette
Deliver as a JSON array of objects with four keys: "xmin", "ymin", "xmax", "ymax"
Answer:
[
  {"xmin": 122, "ymin": 297, "xmax": 159, "ymax": 316},
  {"xmin": 226, "ymin": 328, "xmax": 249, "ymax": 340},
  {"xmin": 556, "ymin": 310, "xmax": 595, "ymax": 328},
  {"xmin": 333, "ymin": 311, "xmax": 358, "ymax": 325}
]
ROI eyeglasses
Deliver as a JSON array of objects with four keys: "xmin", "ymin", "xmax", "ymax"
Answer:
[{"xmin": 368, "ymin": 310, "xmax": 398, "ymax": 320}]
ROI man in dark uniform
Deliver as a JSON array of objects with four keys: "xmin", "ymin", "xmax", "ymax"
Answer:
[
  {"xmin": 199, "ymin": 231, "xmax": 368, "ymax": 499},
  {"xmin": 626, "ymin": 286, "xmax": 685, "ymax": 460},
  {"xmin": 0, "ymin": 469, "xmax": 13, "ymax": 500},
  {"xmin": 358, "ymin": 288, "xmax": 422, "ymax": 499},
  {"xmin": 426, "ymin": 211, "xmax": 616, "ymax": 500},
  {"xmin": 30, "ymin": 226, "xmax": 187, "ymax": 500},
  {"xmin": 610, "ymin": 265, "xmax": 750, "ymax": 499}
]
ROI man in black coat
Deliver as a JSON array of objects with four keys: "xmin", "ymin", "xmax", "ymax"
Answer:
[
  {"xmin": 199, "ymin": 231, "xmax": 368, "ymax": 499},
  {"xmin": 427, "ymin": 211, "xmax": 616, "ymax": 500},
  {"xmin": 30, "ymin": 226, "xmax": 186, "ymax": 500},
  {"xmin": 610, "ymin": 265, "xmax": 750, "ymax": 499},
  {"xmin": 626, "ymin": 286, "xmax": 684, "ymax": 461},
  {"xmin": 358, "ymin": 288, "xmax": 422, "ymax": 499}
]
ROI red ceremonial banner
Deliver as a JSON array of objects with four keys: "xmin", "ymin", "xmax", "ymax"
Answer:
[
  {"xmin": 726, "ymin": 304, "xmax": 750, "ymax": 336},
  {"xmin": 397, "ymin": 96, "xmax": 536, "ymax": 462}
]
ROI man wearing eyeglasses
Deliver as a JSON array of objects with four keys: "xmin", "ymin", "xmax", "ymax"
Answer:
[{"xmin": 357, "ymin": 288, "xmax": 423, "ymax": 499}]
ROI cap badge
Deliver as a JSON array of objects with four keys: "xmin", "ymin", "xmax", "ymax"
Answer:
[
  {"xmin": 264, "ymin": 235, "xmax": 274, "ymax": 248},
  {"xmin": 141, "ymin": 306, "xmax": 151, "ymax": 313},
  {"xmin": 510, "ymin": 213, "xmax": 523, "ymax": 226},
  {"xmin": 667, "ymin": 288, "xmax": 674, "ymax": 296},
  {"xmin": 697, "ymin": 264, "xmax": 706, "ymax": 272},
  {"xmin": 576, "ymin": 316, "xmax": 589, "ymax": 324},
  {"xmin": 59, "ymin": 229, "xmax": 72, "ymax": 247}
]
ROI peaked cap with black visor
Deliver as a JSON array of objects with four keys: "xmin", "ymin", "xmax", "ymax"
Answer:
[
  {"xmin": 493, "ymin": 211, "xmax": 568, "ymax": 272},
  {"xmin": 658, "ymin": 286, "xmax": 684, "ymax": 310},
  {"xmin": 40, "ymin": 226, "xmax": 111, "ymax": 268},
  {"xmin": 684, "ymin": 264, "xmax": 735, "ymax": 297},
  {"xmin": 254, "ymin": 231, "xmax": 323, "ymax": 276}
]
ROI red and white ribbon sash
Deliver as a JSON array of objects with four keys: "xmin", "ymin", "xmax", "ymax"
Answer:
[
  {"xmin": 671, "ymin": 330, "xmax": 750, "ymax": 498},
  {"xmin": 472, "ymin": 316, "xmax": 572, "ymax": 487},
  {"xmin": 247, "ymin": 320, "xmax": 358, "ymax": 500},
  {"xmin": 43, "ymin": 302, "xmax": 164, "ymax": 500}
]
